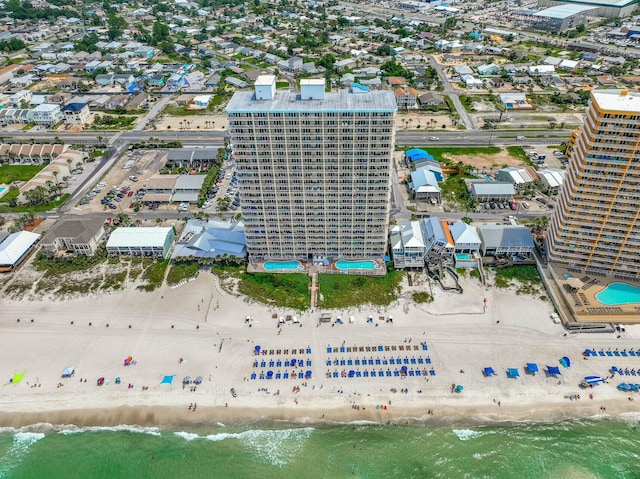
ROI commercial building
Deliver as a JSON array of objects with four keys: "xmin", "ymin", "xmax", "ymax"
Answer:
[
  {"xmin": 546, "ymin": 90, "xmax": 640, "ymax": 280},
  {"xmin": 106, "ymin": 227, "xmax": 175, "ymax": 258},
  {"xmin": 0, "ymin": 231, "xmax": 40, "ymax": 272},
  {"xmin": 537, "ymin": 0, "xmax": 638, "ymax": 18},
  {"xmin": 469, "ymin": 181, "xmax": 516, "ymax": 201},
  {"xmin": 514, "ymin": 4, "xmax": 599, "ymax": 32},
  {"xmin": 226, "ymin": 75, "xmax": 396, "ymax": 262},
  {"xmin": 172, "ymin": 219, "xmax": 246, "ymax": 261}
]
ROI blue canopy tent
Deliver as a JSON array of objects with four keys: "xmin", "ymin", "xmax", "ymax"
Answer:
[
  {"xmin": 161, "ymin": 375, "xmax": 175, "ymax": 384},
  {"xmin": 546, "ymin": 366, "xmax": 561, "ymax": 376},
  {"xmin": 526, "ymin": 363, "xmax": 539, "ymax": 374},
  {"xmin": 61, "ymin": 366, "xmax": 75, "ymax": 378},
  {"xmin": 584, "ymin": 376, "xmax": 605, "ymax": 386},
  {"xmin": 507, "ymin": 368, "xmax": 520, "ymax": 378},
  {"xmin": 483, "ymin": 367, "xmax": 495, "ymax": 376},
  {"xmin": 559, "ymin": 356, "xmax": 571, "ymax": 368}
]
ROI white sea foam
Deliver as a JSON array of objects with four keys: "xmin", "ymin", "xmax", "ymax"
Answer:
[
  {"xmin": 204, "ymin": 427, "xmax": 314, "ymax": 467},
  {"xmin": 0, "ymin": 432, "xmax": 46, "ymax": 479},
  {"xmin": 452, "ymin": 429, "xmax": 484, "ymax": 441},
  {"xmin": 173, "ymin": 431, "xmax": 200, "ymax": 441},
  {"xmin": 57, "ymin": 425, "xmax": 161, "ymax": 436}
]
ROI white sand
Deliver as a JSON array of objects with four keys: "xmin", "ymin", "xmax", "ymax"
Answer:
[{"xmin": 0, "ymin": 272, "xmax": 638, "ymax": 427}]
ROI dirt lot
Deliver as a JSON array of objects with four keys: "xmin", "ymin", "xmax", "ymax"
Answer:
[{"xmin": 442, "ymin": 150, "xmax": 522, "ymax": 169}]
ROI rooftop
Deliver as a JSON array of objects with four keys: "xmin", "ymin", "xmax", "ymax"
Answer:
[
  {"xmin": 477, "ymin": 225, "xmax": 535, "ymax": 249},
  {"xmin": 0, "ymin": 231, "xmax": 40, "ymax": 265},
  {"xmin": 532, "ymin": 4, "xmax": 598, "ymax": 19},
  {"xmin": 227, "ymin": 89, "xmax": 397, "ymax": 113},
  {"xmin": 107, "ymin": 227, "xmax": 173, "ymax": 249},
  {"xmin": 592, "ymin": 89, "xmax": 640, "ymax": 113}
]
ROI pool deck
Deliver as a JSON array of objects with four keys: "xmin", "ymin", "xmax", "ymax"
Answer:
[
  {"xmin": 247, "ymin": 259, "xmax": 386, "ymax": 276},
  {"xmin": 549, "ymin": 266, "xmax": 640, "ymax": 324}
]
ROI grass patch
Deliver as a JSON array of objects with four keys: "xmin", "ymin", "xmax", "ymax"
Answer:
[
  {"xmin": 4, "ymin": 280, "xmax": 33, "ymax": 298},
  {"xmin": 317, "ymin": 269, "xmax": 403, "ymax": 308},
  {"xmin": 469, "ymin": 269, "xmax": 480, "ymax": 279},
  {"xmin": 409, "ymin": 147, "xmax": 501, "ymax": 164},
  {"xmin": 412, "ymin": 291, "xmax": 434, "ymax": 303},
  {"xmin": 0, "ymin": 194, "xmax": 70, "ymax": 213},
  {"xmin": 33, "ymin": 246, "xmax": 107, "ymax": 276},
  {"xmin": 137, "ymin": 259, "xmax": 169, "ymax": 292},
  {"xmin": 0, "ymin": 164, "xmax": 46, "ymax": 183},
  {"xmin": 505, "ymin": 146, "xmax": 535, "ymax": 167},
  {"xmin": 494, "ymin": 265, "xmax": 542, "ymax": 295},
  {"xmin": 167, "ymin": 261, "xmax": 199, "ymax": 285},
  {"xmin": 238, "ymin": 273, "xmax": 310, "ymax": 311},
  {"xmin": 276, "ymin": 81, "xmax": 289, "ymax": 89}
]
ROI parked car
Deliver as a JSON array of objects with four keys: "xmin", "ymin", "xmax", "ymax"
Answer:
[{"xmin": 522, "ymin": 202, "xmax": 530, "ymax": 209}]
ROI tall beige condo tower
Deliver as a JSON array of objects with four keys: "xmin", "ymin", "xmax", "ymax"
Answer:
[
  {"xmin": 226, "ymin": 76, "xmax": 397, "ymax": 261},
  {"xmin": 546, "ymin": 90, "xmax": 640, "ymax": 280}
]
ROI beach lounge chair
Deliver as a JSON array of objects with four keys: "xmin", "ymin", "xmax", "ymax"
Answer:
[
  {"xmin": 260, "ymin": 373, "xmax": 265, "ymax": 379},
  {"xmin": 327, "ymin": 347, "xmax": 331, "ymax": 353},
  {"xmin": 306, "ymin": 360, "xmax": 312, "ymax": 366},
  {"xmin": 307, "ymin": 348, "xmax": 312, "ymax": 354},
  {"xmin": 607, "ymin": 351, "xmax": 613, "ymax": 357},
  {"xmin": 285, "ymin": 360, "xmax": 291, "ymax": 367},
  {"xmin": 269, "ymin": 360, "xmax": 274, "ymax": 367},
  {"xmin": 292, "ymin": 372, "xmax": 297, "ymax": 379},
  {"xmin": 276, "ymin": 373, "xmax": 281, "ymax": 379},
  {"xmin": 356, "ymin": 371, "xmax": 362, "ymax": 377},
  {"xmin": 411, "ymin": 358, "xmax": 416, "ymax": 364},
  {"xmin": 332, "ymin": 371, "xmax": 338, "ymax": 378},
  {"xmin": 599, "ymin": 350, "xmax": 605, "ymax": 356},
  {"xmin": 253, "ymin": 361, "xmax": 258, "ymax": 368},
  {"xmin": 416, "ymin": 370, "xmax": 421, "ymax": 376},
  {"xmin": 614, "ymin": 351, "xmax": 620, "ymax": 357},
  {"xmin": 340, "ymin": 347, "xmax": 345, "ymax": 353},
  {"xmin": 630, "ymin": 350, "xmax": 636, "ymax": 357},
  {"xmin": 340, "ymin": 359, "xmax": 346, "ymax": 366},
  {"xmin": 276, "ymin": 360, "xmax": 282, "ymax": 367},
  {"xmin": 373, "ymin": 371, "xmax": 379, "ymax": 377},
  {"xmin": 409, "ymin": 370, "xmax": 415, "ymax": 377},
  {"xmin": 284, "ymin": 372, "xmax": 289, "ymax": 379},
  {"xmin": 378, "ymin": 345, "xmax": 384, "ymax": 351},
  {"xmin": 364, "ymin": 371, "xmax": 369, "ymax": 377},
  {"xmin": 418, "ymin": 358, "xmax": 424, "ymax": 364},
  {"xmin": 376, "ymin": 359, "xmax": 381, "ymax": 365},
  {"xmin": 378, "ymin": 370, "xmax": 384, "ymax": 376},
  {"xmin": 622, "ymin": 351, "xmax": 628, "ymax": 357},
  {"xmin": 390, "ymin": 358, "xmax": 395, "ymax": 365},
  {"xmin": 368, "ymin": 359, "xmax": 374, "ymax": 365},
  {"xmin": 383, "ymin": 359, "xmax": 388, "ymax": 365},
  {"xmin": 260, "ymin": 361, "xmax": 266, "ymax": 368},
  {"xmin": 386, "ymin": 370, "xmax": 392, "ymax": 377},
  {"xmin": 394, "ymin": 370, "xmax": 400, "ymax": 377},
  {"xmin": 251, "ymin": 373, "xmax": 257, "ymax": 380},
  {"xmin": 347, "ymin": 359, "xmax": 353, "ymax": 366},
  {"xmin": 427, "ymin": 357, "xmax": 432, "ymax": 364},
  {"xmin": 355, "ymin": 359, "xmax": 360, "ymax": 366},
  {"xmin": 429, "ymin": 369, "xmax": 436, "ymax": 376},
  {"xmin": 326, "ymin": 360, "xmax": 331, "ymax": 366},
  {"xmin": 404, "ymin": 358, "xmax": 409, "ymax": 365}
]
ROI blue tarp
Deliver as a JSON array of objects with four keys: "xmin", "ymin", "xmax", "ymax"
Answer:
[
  {"xmin": 526, "ymin": 363, "xmax": 539, "ymax": 374},
  {"xmin": 161, "ymin": 375, "xmax": 174, "ymax": 384},
  {"xmin": 507, "ymin": 368, "xmax": 519, "ymax": 378},
  {"xmin": 406, "ymin": 148, "xmax": 431, "ymax": 162},
  {"xmin": 483, "ymin": 367, "xmax": 495, "ymax": 376},
  {"xmin": 547, "ymin": 366, "xmax": 561, "ymax": 376}
]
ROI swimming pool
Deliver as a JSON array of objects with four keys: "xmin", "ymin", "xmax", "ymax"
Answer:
[
  {"xmin": 595, "ymin": 282, "xmax": 640, "ymax": 306},
  {"xmin": 335, "ymin": 260, "xmax": 382, "ymax": 271},
  {"xmin": 456, "ymin": 253, "xmax": 473, "ymax": 261},
  {"xmin": 263, "ymin": 260, "xmax": 304, "ymax": 272},
  {"xmin": 563, "ymin": 273, "xmax": 572, "ymax": 280},
  {"xmin": 0, "ymin": 187, "xmax": 5, "ymax": 196}
]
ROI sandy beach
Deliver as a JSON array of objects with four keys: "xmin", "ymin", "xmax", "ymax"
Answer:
[{"xmin": 0, "ymin": 272, "xmax": 638, "ymax": 428}]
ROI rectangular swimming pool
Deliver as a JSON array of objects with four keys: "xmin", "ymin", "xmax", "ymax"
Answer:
[
  {"xmin": 335, "ymin": 260, "xmax": 382, "ymax": 271},
  {"xmin": 263, "ymin": 260, "xmax": 304, "ymax": 272}
]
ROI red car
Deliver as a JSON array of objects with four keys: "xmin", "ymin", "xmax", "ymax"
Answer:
[{"xmin": 127, "ymin": 191, "xmax": 134, "ymax": 197}]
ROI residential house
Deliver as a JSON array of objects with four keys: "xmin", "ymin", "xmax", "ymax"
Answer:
[
  {"xmin": 40, "ymin": 217, "xmax": 106, "ymax": 256},
  {"xmin": 469, "ymin": 181, "xmax": 515, "ymax": 201},
  {"xmin": 172, "ymin": 219, "xmax": 246, "ymax": 262},
  {"xmin": 30, "ymin": 103, "xmax": 62, "ymax": 127},
  {"xmin": 462, "ymin": 74, "xmax": 483, "ymax": 89},
  {"xmin": 418, "ymin": 92, "xmax": 445, "ymax": 108},
  {"xmin": 476, "ymin": 225, "xmax": 535, "ymax": 258},
  {"xmin": 389, "ymin": 221, "xmax": 426, "ymax": 269},
  {"xmin": 148, "ymin": 74, "xmax": 165, "ymax": 88},
  {"xmin": 9, "ymin": 90, "xmax": 32, "ymax": 107},
  {"xmin": 106, "ymin": 227, "xmax": 175, "ymax": 259},
  {"xmin": 394, "ymin": 87, "xmax": 418, "ymax": 109},
  {"xmin": 528, "ymin": 65, "xmax": 555, "ymax": 76},
  {"xmin": 409, "ymin": 168, "xmax": 441, "ymax": 203},
  {"xmin": 449, "ymin": 220, "xmax": 481, "ymax": 254},
  {"xmin": 497, "ymin": 92, "xmax": 532, "ymax": 110},
  {"xmin": 477, "ymin": 63, "xmax": 501, "ymax": 76},
  {"xmin": 61, "ymin": 101, "xmax": 90, "ymax": 125}
]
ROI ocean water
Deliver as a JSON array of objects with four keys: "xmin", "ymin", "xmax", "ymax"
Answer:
[{"xmin": 0, "ymin": 419, "xmax": 639, "ymax": 478}]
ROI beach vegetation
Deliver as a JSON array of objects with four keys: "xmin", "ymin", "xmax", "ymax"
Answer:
[
  {"xmin": 494, "ymin": 265, "xmax": 542, "ymax": 295},
  {"xmin": 137, "ymin": 259, "xmax": 169, "ymax": 292},
  {"xmin": 101, "ymin": 270, "xmax": 127, "ymax": 290},
  {"xmin": 412, "ymin": 291, "xmax": 434, "ymax": 303},
  {"xmin": 33, "ymin": 245, "xmax": 108, "ymax": 276},
  {"xmin": 469, "ymin": 268, "xmax": 480, "ymax": 280},
  {"xmin": 317, "ymin": 268, "xmax": 403, "ymax": 308},
  {"xmin": 167, "ymin": 261, "xmax": 199, "ymax": 285},
  {"xmin": 239, "ymin": 273, "xmax": 310, "ymax": 311}
]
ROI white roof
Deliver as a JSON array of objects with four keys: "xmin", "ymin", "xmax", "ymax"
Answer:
[
  {"xmin": 449, "ymin": 221, "xmax": 480, "ymax": 246},
  {"xmin": 0, "ymin": 231, "xmax": 40, "ymax": 265},
  {"xmin": 107, "ymin": 227, "xmax": 173, "ymax": 248},
  {"xmin": 592, "ymin": 90, "xmax": 640, "ymax": 113},
  {"xmin": 401, "ymin": 221, "xmax": 425, "ymax": 249},
  {"xmin": 255, "ymin": 75, "xmax": 276, "ymax": 86},
  {"xmin": 533, "ymin": 4, "xmax": 597, "ymax": 19},
  {"xmin": 537, "ymin": 168, "xmax": 566, "ymax": 188}
]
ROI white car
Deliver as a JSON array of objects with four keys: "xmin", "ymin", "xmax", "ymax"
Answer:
[{"xmin": 429, "ymin": 137, "xmax": 439, "ymax": 141}]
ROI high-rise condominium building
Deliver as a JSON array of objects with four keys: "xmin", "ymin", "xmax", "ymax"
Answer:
[
  {"xmin": 226, "ymin": 76, "xmax": 397, "ymax": 261},
  {"xmin": 546, "ymin": 90, "xmax": 640, "ymax": 280}
]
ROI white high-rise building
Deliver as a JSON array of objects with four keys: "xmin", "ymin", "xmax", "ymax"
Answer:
[
  {"xmin": 226, "ymin": 76, "xmax": 397, "ymax": 261},
  {"xmin": 546, "ymin": 90, "xmax": 640, "ymax": 280}
]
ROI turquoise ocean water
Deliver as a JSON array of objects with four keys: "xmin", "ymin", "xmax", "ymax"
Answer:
[{"xmin": 1, "ymin": 418, "xmax": 639, "ymax": 478}]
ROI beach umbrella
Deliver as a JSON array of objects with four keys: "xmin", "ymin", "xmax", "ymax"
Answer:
[
  {"xmin": 526, "ymin": 363, "xmax": 539, "ymax": 374},
  {"xmin": 306, "ymin": 371, "xmax": 312, "ymax": 378},
  {"xmin": 97, "ymin": 377, "xmax": 105, "ymax": 386},
  {"xmin": 348, "ymin": 370, "xmax": 355, "ymax": 377},
  {"xmin": 266, "ymin": 371, "xmax": 273, "ymax": 378},
  {"xmin": 401, "ymin": 366, "xmax": 408, "ymax": 372},
  {"xmin": 483, "ymin": 367, "xmax": 495, "ymax": 376},
  {"xmin": 255, "ymin": 345, "xmax": 261, "ymax": 352},
  {"xmin": 455, "ymin": 385, "xmax": 464, "ymax": 392},
  {"xmin": 291, "ymin": 359, "xmax": 297, "ymax": 366},
  {"xmin": 560, "ymin": 356, "xmax": 571, "ymax": 368},
  {"xmin": 183, "ymin": 376, "xmax": 191, "ymax": 384},
  {"xmin": 507, "ymin": 368, "xmax": 519, "ymax": 378},
  {"xmin": 194, "ymin": 376, "xmax": 203, "ymax": 385}
]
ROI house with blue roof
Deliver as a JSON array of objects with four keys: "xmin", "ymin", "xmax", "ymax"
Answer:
[{"xmin": 410, "ymin": 168, "xmax": 441, "ymax": 204}]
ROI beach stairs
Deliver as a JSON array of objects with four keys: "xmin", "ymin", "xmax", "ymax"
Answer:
[
  {"xmin": 309, "ymin": 271, "xmax": 318, "ymax": 310},
  {"xmin": 476, "ymin": 257, "xmax": 487, "ymax": 287}
]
